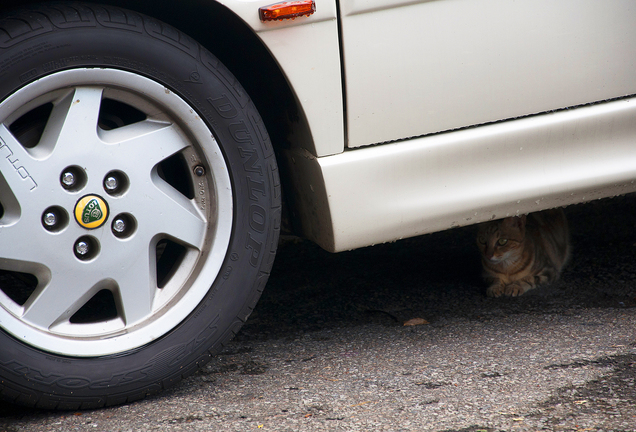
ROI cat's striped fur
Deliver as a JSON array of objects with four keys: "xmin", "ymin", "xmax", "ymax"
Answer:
[{"xmin": 477, "ymin": 209, "xmax": 570, "ymax": 297}]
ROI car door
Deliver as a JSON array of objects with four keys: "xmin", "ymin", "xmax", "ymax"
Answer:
[{"xmin": 339, "ymin": 0, "xmax": 636, "ymax": 148}]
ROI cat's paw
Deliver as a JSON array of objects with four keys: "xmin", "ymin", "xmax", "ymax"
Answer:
[
  {"xmin": 503, "ymin": 282, "xmax": 532, "ymax": 297},
  {"xmin": 486, "ymin": 284, "xmax": 505, "ymax": 298}
]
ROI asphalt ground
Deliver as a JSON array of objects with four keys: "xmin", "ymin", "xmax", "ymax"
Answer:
[{"xmin": 0, "ymin": 193, "xmax": 635, "ymax": 431}]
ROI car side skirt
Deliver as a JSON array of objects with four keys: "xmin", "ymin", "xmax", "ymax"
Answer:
[{"xmin": 285, "ymin": 97, "xmax": 636, "ymax": 252}]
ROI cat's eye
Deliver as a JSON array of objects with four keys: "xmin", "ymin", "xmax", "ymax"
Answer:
[
  {"xmin": 478, "ymin": 236, "xmax": 486, "ymax": 245},
  {"xmin": 497, "ymin": 238, "xmax": 508, "ymax": 246}
]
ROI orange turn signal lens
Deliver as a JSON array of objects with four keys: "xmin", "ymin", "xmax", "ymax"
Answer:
[{"xmin": 259, "ymin": 0, "xmax": 316, "ymax": 22}]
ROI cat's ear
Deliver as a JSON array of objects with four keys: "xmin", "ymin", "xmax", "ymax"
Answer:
[
  {"xmin": 517, "ymin": 214, "xmax": 527, "ymax": 228},
  {"xmin": 503, "ymin": 215, "xmax": 526, "ymax": 231}
]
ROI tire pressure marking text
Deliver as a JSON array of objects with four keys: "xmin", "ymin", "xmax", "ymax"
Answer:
[
  {"xmin": 189, "ymin": 154, "xmax": 206, "ymax": 211},
  {"xmin": 42, "ymin": 55, "xmax": 99, "ymax": 73},
  {"xmin": 0, "ymin": 137, "xmax": 37, "ymax": 191},
  {"xmin": 198, "ymin": 180, "xmax": 206, "ymax": 210}
]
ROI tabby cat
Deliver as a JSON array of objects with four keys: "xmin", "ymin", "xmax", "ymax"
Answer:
[{"xmin": 476, "ymin": 208, "xmax": 570, "ymax": 297}]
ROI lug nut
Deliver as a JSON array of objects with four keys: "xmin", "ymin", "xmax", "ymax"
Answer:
[
  {"xmin": 112, "ymin": 218, "xmax": 126, "ymax": 233},
  {"xmin": 75, "ymin": 241, "xmax": 89, "ymax": 256},
  {"xmin": 112, "ymin": 214, "xmax": 136, "ymax": 239},
  {"xmin": 62, "ymin": 172, "xmax": 76, "ymax": 187},
  {"xmin": 104, "ymin": 176, "xmax": 119, "ymax": 191},
  {"xmin": 42, "ymin": 207, "xmax": 68, "ymax": 232},
  {"xmin": 43, "ymin": 212, "xmax": 57, "ymax": 227},
  {"xmin": 194, "ymin": 165, "xmax": 205, "ymax": 176}
]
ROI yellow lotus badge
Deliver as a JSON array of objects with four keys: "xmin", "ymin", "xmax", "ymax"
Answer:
[{"xmin": 74, "ymin": 195, "xmax": 109, "ymax": 229}]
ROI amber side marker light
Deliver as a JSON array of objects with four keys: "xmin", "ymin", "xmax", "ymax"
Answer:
[{"xmin": 259, "ymin": 0, "xmax": 316, "ymax": 21}]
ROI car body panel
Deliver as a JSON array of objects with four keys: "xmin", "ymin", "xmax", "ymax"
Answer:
[
  {"xmin": 287, "ymin": 98, "xmax": 636, "ymax": 252},
  {"xmin": 215, "ymin": 0, "xmax": 345, "ymax": 156},
  {"xmin": 339, "ymin": 0, "xmax": 636, "ymax": 148}
]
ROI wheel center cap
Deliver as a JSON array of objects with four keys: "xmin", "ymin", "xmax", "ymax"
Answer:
[{"xmin": 74, "ymin": 194, "xmax": 109, "ymax": 229}]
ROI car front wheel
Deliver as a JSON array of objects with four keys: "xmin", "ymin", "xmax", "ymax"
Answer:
[{"xmin": 0, "ymin": 3, "xmax": 280, "ymax": 409}]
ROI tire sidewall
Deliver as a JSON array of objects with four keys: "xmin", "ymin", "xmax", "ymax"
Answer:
[{"xmin": 0, "ymin": 3, "xmax": 279, "ymax": 407}]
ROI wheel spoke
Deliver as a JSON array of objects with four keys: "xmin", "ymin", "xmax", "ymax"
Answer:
[
  {"xmin": 146, "ymin": 174, "xmax": 208, "ymax": 248},
  {"xmin": 36, "ymin": 87, "xmax": 103, "ymax": 160},
  {"xmin": 0, "ymin": 220, "xmax": 55, "ymax": 264},
  {"xmin": 114, "ymin": 248, "xmax": 156, "ymax": 326},
  {"xmin": 21, "ymin": 272, "xmax": 96, "ymax": 330},
  {"xmin": 100, "ymin": 120, "xmax": 189, "ymax": 171}
]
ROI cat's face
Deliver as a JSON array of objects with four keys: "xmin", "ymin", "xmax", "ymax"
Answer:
[{"xmin": 477, "ymin": 216, "xmax": 526, "ymax": 265}]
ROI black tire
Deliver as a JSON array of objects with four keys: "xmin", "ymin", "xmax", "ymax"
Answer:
[{"xmin": 0, "ymin": 2, "xmax": 280, "ymax": 409}]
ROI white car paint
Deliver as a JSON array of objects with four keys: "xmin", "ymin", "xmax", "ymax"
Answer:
[
  {"xmin": 286, "ymin": 98, "xmax": 636, "ymax": 251},
  {"xmin": 340, "ymin": 0, "xmax": 636, "ymax": 148}
]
